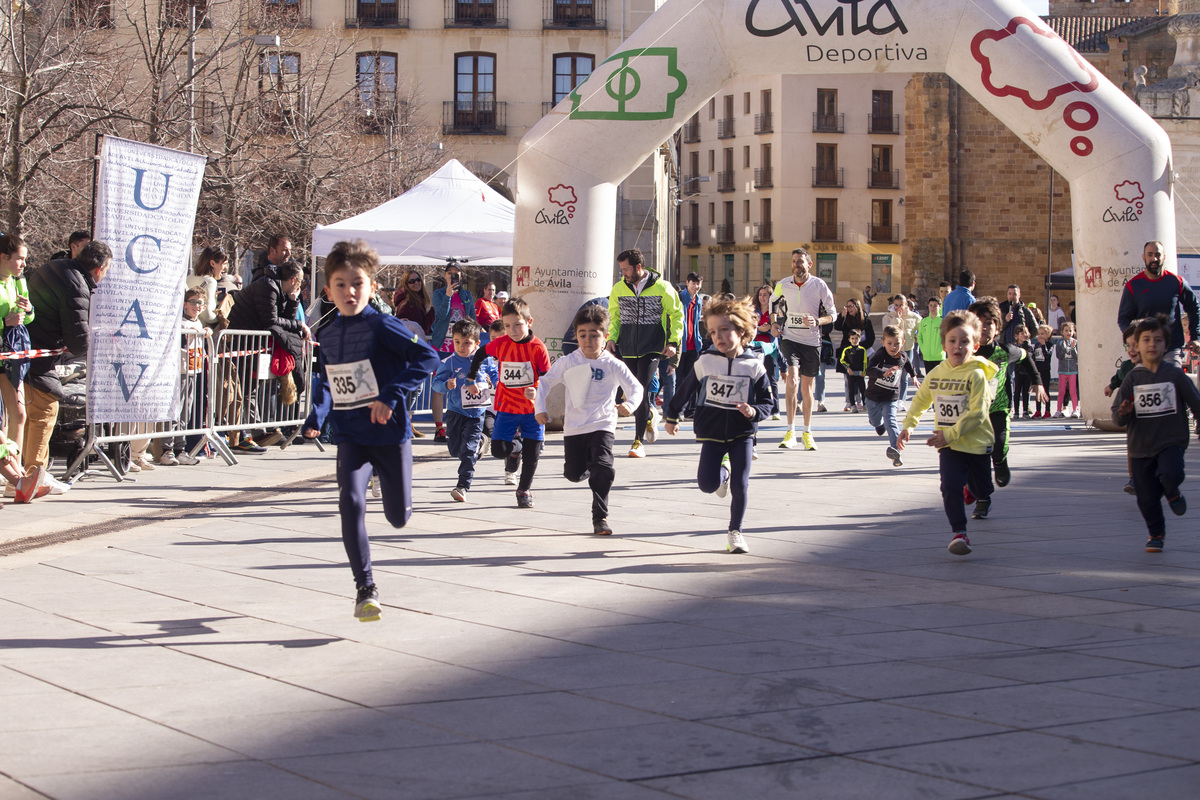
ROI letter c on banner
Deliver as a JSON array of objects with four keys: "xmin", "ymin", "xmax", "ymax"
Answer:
[
  {"xmin": 131, "ymin": 168, "xmax": 171, "ymax": 211},
  {"xmin": 125, "ymin": 234, "xmax": 162, "ymax": 274}
]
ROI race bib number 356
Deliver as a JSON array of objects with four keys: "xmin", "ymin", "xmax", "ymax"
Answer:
[{"xmin": 1135, "ymin": 382, "xmax": 1177, "ymax": 418}]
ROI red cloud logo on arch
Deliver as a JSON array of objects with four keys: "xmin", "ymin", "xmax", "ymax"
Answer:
[
  {"xmin": 971, "ymin": 17, "xmax": 1099, "ymax": 110},
  {"xmin": 1114, "ymin": 181, "xmax": 1144, "ymax": 204},
  {"xmin": 548, "ymin": 184, "xmax": 578, "ymax": 207}
]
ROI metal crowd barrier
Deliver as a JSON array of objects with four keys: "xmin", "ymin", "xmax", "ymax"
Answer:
[{"xmin": 65, "ymin": 328, "xmax": 317, "ymax": 481}]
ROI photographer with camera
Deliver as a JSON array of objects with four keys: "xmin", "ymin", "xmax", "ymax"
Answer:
[{"xmin": 1000, "ymin": 284, "xmax": 1038, "ymax": 347}]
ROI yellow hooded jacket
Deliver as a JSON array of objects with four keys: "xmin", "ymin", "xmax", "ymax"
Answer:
[{"xmin": 902, "ymin": 356, "xmax": 999, "ymax": 454}]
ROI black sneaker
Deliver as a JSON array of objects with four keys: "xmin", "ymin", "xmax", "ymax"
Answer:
[
  {"xmin": 886, "ymin": 446, "xmax": 903, "ymax": 467},
  {"xmin": 354, "ymin": 585, "xmax": 382, "ymax": 622},
  {"xmin": 516, "ymin": 491, "xmax": 534, "ymax": 509},
  {"xmin": 875, "ymin": 425, "xmax": 886, "ymax": 436},
  {"xmin": 593, "ymin": 518, "xmax": 613, "ymax": 535},
  {"xmin": 434, "ymin": 427, "xmax": 448, "ymax": 443},
  {"xmin": 234, "ymin": 439, "xmax": 268, "ymax": 454},
  {"xmin": 972, "ymin": 497, "xmax": 991, "ymax": 519},
  {"xmin": 1146, "ymin": 536, "xmax": 1165, "ymax": 553},
  {"xmin": 1168, "ymin": 494, "xmax": 1187, "ymax": 516},
  {"xmin": 994, "ymin": 459, "xmax": 1011, "ymax": 488}
]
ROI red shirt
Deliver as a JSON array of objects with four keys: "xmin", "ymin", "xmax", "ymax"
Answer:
[{"xmin": 484, "ymin": 334, "xmax": 551, "ymax": 415}]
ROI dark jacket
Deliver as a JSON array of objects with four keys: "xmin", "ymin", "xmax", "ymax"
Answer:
[
  {"xmin": 227, "ymin": 275, "xmax": 305, "ymax": 359},
  {"xmin": 664, "ymin": 348, "xmax": 773, "ymax": 443},
  {"xmin": 1117, "ymin": 271, "xmax": 1200, "ymax": 351},
  {"xmin": 999, "ymin": 300, "xmax": 1038, "ymax": 346},
  {"xmin": 24, "ymin": 259, "xmax": 97, "ymax": 398}
]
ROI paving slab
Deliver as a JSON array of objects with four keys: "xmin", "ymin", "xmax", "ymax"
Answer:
[{"xmin": 2, "ymin": 408, "xmax": 1199, "ymax": 798}]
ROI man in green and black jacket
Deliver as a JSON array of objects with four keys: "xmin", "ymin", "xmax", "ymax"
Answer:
[{"xmin": 606, "ymin": 248, "xmax": 682, "ymax": 458}]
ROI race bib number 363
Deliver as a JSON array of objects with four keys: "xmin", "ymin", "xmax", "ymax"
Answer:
[{"xmin": 1135, "ymin": 382, "xmax": 1177, "ymax": 418}]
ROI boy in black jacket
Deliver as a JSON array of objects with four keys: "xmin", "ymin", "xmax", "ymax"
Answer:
[
  {"xmin": 865, "ymin": 325, "xmax": 918, "ymax": 467},
  {"xmin": 1113, "ymin": 314, "xmax": 1200, "ymax": 552}
]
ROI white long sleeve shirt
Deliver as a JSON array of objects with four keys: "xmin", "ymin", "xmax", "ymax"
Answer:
[{"xmin": 534, "ymin": 349, "xmax": 643, "ymax": 436}]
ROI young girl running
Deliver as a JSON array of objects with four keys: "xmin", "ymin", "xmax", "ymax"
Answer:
[
  {"xmin": 664, "ymin": 296, "xmax": 773, "ymax": 554},
  {"xmin": 302, "ymin": 240, "xmax": 441, "ymax": 621}
]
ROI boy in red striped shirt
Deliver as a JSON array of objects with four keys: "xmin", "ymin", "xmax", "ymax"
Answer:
[{"xmin": 467, "ymin": 297, "xmax": 551, "ymax": 508}]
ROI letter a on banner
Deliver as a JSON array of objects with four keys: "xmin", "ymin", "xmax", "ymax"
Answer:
[{"xmin": 88, "ymin": 136, "xmax": 207, "ymax": 423}]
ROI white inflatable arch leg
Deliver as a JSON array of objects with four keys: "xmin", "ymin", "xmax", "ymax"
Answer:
[{"xmin": 515, "ymin": 0, "xmax": 1174, "ymax": 421}]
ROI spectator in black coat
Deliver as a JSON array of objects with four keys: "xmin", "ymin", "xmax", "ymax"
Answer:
[
  {"xmin": 23, "ymin": 241, "xmax": 112, "ymax": 474},
  {"xmin": 228, "ymin": 259, "xmax": 310, "ymax": 361}
]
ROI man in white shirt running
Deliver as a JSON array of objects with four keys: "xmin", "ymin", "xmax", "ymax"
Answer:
[{"xmin": 771, "ymin": 248, "xmax": 837, "ymax": 450}]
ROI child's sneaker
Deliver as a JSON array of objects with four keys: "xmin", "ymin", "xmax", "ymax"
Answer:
[
  {"xmin": 1124, "ymin": 478, "xmax": 1137, "ymax": 495},
  {"xmin": 779, "ymin": 430, "xmax": 797, "ymax": 449},
  {"xmin": 504, "ymin": 470, "xmax": 518, "ymax": 485},
  {"xmin": 354, "ymin": 585, "xmax": 382, "ymax": 622},
  {"xmin": 770, "ymin": 412, "xmax": 782, "ymax": 420},
  {"xmin": 726, "ymin": 530, "xmax": 749, "ymax": 554},
  {"xmin": 886, "ymin": 446, "xmax": 903, "ymax": 467},
  {"xmin": 645, "ymin": 413, "xmax": 659, "ymax": 444},
  {"xmin": 628, "ymin": 440, "xmax": 645, "ymax": 458},
  {"xmin": 843, "ymin": 404, "xmax": 852, "ymax": 412},
  {"xmin": 947, "ymin": 532, "xmax": 972, "ymax": 555},
  {"xmin": 451, "ymin": 486, "xmax": 468, "ymax": 502},
  {"xmin": 994, "ymin": 459, "xmax": 1011, "ymax": 488},
  {"xmin": 516, "ymin": 490, "xmax": 534, "ymax": 508},
  {"xmin": 875, "ymin": 425, "xmax": 886, "ymax": 436},
  {"xmin": 963, "ymin": 485, "xmax": 976, "ymax": 505},
  {"xmin": 855, "ymin": 404, "xmax": 864, "ymax": 412},
  {"xmin": 369, "ymin": 475, "xmax": 381, "ymax": 498},
  {"xmin": 1145, "ymin": 536, "xmax": 1165, "ymax": 553},
  {"xmin": 1053, "ymin": 410, "xmax": 1065, "ymax": 418},
  {"xmin": 972, "ymin": 497, "xmax": 991, "ymax": 519},
  {"xmin": 593, "ymin": 518, "xmax": 613, "ymax": 536},
  {"xmin": 801, "ymin": 431, "xmax": 817, "ymax": 451},
  {"xmin": 434, "ymin": 426, "xmax": 447, "ymax": 442},
  {"xmin": 1168, "ymin": 494, "xmax": 1187, "ymax": 516},
  {"xmin": 751, "ymin": 447, "xmax": 759, "ymax": 461},
  {"xmin": 716, "ymin": 454, "xmax": 731, "ymax": 498}
]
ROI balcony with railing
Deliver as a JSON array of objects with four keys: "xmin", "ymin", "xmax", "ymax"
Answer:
[
  {"xmin": 753, "ymin": 167, "xmax": 772, "ymax": 189},
  {"xmin": 868, "ymin": 113, "xmax": 901, "ymax": 134},
  {"xmin": 717, "ymin": 118, "xmax": 735, "ymax": 139},
  {"xmin": 812, "ymin": 222, "xmax": 843, "ymax": 242},
  {"xmin": 258, "ymin": 91, "xmax": 310, "ymax": 134},
  {"xmin": 813, "ymin": 112, "xmax": 843, "ymax": 133},
  {"xmin": 346, "ymin": 0, "xmax": 406, "ymax": 27},
  {"xmin": 250, "ymin": 0, "xmax": 312, "ymax": 27},
  {"xmin": 443, "ymin": 99, "xmax": 506, "ymax": 135},
  {"xmin": 716, "ymin": 225, "xmax": 735, "ymax": 244},
  {"xmin": 66, "ymin": 0, "xmax": 115, "ymax": 28},
  {"xmin": 753, "ymin": 222, "xmax": 772, "ymax": 243},
  {"xmin": 682, "ymin": 174, "xmax": 703, "ymax": 196},
  {"xmin": 543, "ymin": 0, "xmax": 604, "ymax": 29},
  {"xmin": 445, "ymin": 0, "xmax": 506, "ymax": 27},
  {"xmin": 351, "ymin": 97, "xmax": 409, "ymax": 134},
  {"xmin": 716, "ymin": 171, "xmax": 735, "ymax": 192},
  {"xmin": 754, "ymin": 112, "xmax": 772, "ymax": 134},
  {"xmin": 812, "ymin": 167, "xmax": 843, "ymax": 188},
  {"xmin": 868, "ymin": 169, "xmax": 900, "ymax": 189},
  {"xmin": 869, "ymin": 223, "xmax": 900, "ymax": 243},
  {"xmin": 682, "ymin": 119, "xmax": 700, "ymax": 143},
  {"xmin": 682, "ymin": 226, "xmax": 700, "ymax": 246}
]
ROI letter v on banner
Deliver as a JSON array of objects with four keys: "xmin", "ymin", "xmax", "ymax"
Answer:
[{"xmin": 88, "ymin": 136, "xmax": 208, "ymax": 424}]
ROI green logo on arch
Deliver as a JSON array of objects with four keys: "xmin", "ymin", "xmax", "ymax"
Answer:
[{"xmin": 569, "ymin": 47, "xmax": 688, "ymax": 121}]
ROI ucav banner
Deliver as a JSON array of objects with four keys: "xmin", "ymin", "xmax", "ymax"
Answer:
[{"xmin": 88, "ymin": 136, "xmax": 207, "ymax": 423}]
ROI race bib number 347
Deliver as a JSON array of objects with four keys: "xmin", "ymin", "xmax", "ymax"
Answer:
[{"xmin": 702, "ymin": 374, "xmax": 750, "ymax": 410}]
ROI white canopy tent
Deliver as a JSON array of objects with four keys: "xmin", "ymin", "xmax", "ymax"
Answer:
[{"xmin": 312, "ymin": 159, "xmax": 515, "ymax": 266}]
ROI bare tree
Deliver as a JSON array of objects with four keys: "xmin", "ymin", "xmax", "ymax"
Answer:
[{"xmin": 0, "ymin": 0, "xmax": 125, "ymax": 246}]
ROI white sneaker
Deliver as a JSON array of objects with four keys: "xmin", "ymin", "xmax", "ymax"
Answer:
[
  {"xmin": 716, "ymin": 454, "xmax": 730, "ymax": 497},
  {"xmin": 752, "ymin": 447, "xmax": 759, "ymax": 461},
  {"xmin": 779, "ymin": 430, "xmax": 797, "ymax": 449},
  {"xmin": 727, "ymin": 530, "xmax": 749, "ymax": 554},
  {"xmin": 3, "ymin": 483, "xmax": 13, "ymax": 498},
  {"xmin": 176, "ymin": 452, "xmax": 200, "ymax": 466},
  {"xmin": 43, "ymin": 474, "xmax": 72, "ymax": 495},
  {"xmin": 770, "ymin": 412, "xmax": 782, "ymax": 421},
  {"xmin": 504, "ymin": 471, "xmax": 518, "ymax": 485},
  {"xmin": 451, "ymin": 486, "xmax": 467, "ymax": 502},
  {"xmin": 369, "ymin": 476, "xmax": 382, "ymax": 498},
  {"xmin": 158, "ymin": 451, "xmax": 178, "ymax": 466},
  {"xmin": 628, "ymin": 440, "xmax": 645, "ymax": 458},
  {"xmin": 644, "ymin": 414, "xmax": 658, "ymax": 444}
]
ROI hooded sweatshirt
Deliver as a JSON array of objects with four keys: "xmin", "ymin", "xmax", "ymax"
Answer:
[{"xmin": 902, "ymin": 356, "xmax": 1000, "ymax": 454}]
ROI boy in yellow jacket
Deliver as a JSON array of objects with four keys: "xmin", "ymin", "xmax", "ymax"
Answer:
[{"xmin": 897, "ymin": 310, "xmax": 999, "ymax": 555}]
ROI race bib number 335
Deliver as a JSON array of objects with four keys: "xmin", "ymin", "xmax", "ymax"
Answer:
[{"xmin": 326, "ymin": 359, "xmax": 380, "ymax": 410}]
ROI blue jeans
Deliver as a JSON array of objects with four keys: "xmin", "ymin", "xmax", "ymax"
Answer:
[
  {"xmin": 445, "ymin": 410, "xmax": 484, "ymax": 489},
  {"xmin": 656, "ymin": 359, "xmax": 676, "ymax": 413},
  {"xmin": 898, "ymin": 349, "xmax": 915, "ymax": 400},
  {"xmin": 865, "ymin": 397, "xmax": 900, "ymax": 448}
]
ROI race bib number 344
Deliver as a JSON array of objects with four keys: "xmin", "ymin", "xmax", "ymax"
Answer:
[{"xmin": 501, "ymin": 361, "xmax": 535, "ymax": 388}]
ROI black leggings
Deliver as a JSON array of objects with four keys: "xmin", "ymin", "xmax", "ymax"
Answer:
[
  {"xmin": 492, "ymin": 437, "xmax": 542, "ymax": 493},
  {"xmin": 698, "ymin": 438, "xmax": 754, "ymax": 531},
  {"xmin": 337, "ymin": 439, "xmax": 413, "ymax": 588},
  {"xmin": 623, "ymin": 354, "xmax": 660, "ymax": 440},
  {"xmin": 563, "ymin": 430, "xmax": 615, "ymax": 521}
]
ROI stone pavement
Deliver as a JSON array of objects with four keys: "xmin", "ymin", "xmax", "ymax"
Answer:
[{"xmin": 1, "ymin": 402, "xmax": 1199, "ymax": 800}]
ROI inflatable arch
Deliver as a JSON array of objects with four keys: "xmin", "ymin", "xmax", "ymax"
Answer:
[{"xmin": 514, "ymin": 0, "xmax": 1174, "ymax": 419}]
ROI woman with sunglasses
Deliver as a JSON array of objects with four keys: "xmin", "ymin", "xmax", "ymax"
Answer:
[{"xmin": 391, "ymin": 270, "xmax": 435, "ymax": 437}]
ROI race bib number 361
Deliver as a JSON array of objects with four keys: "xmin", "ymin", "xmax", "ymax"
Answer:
[
  {"xmin": 1135, "ymin": 382, "xmax": 1177, "ymax": 418},
  {"xmin": 934, "ymin": 393, "xmax": 968, "ymax": 428}
]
